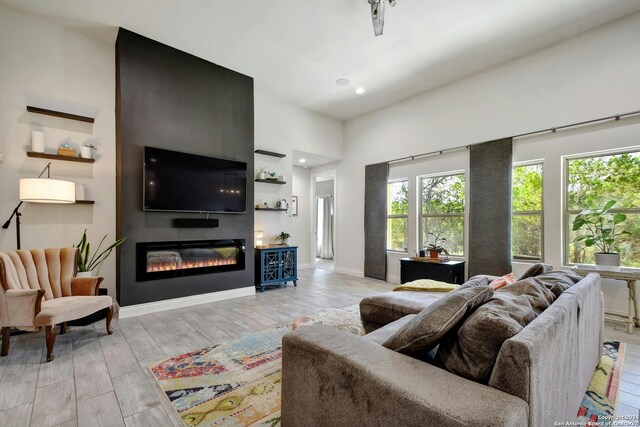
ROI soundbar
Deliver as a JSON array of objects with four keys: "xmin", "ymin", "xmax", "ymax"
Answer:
[{"xmin": 173, "ymin": 218, "xmax": 219, "ymax": 228}]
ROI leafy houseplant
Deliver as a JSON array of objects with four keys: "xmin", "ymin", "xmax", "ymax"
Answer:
[
  {"xmin": 426, "ymin": 231, "xmax": 449, "ymax": 258},
  {"xmin": 572, "ymin": 200, "xmax": 629, "ymax": 270},
  {"xmin": 276, "ymin": 232, "xmax": 291, "ymax": 245},
  {"xmin": 74, "ymin": 229, "xmax": 126, "ymax": 275}
]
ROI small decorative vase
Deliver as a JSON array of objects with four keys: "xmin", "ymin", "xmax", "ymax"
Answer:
[
  {"xmin": 31, "ymin": 130, "xmax": 45, "ymax": 153},
  {"xmin": 595, "ymin": 253, "xmax": 620, "ymax": 271},
  {"xmin": 80, "ymin": 146, "xmax": 94, "ymax": 159},
  {"xmin": 429, "ymin": 250, "xmax": 439, "ymax": 258},
  {"xmin": 278, "ymin": 175, "xmax": 285, "ymax": 182},
  {"xmin": 258, "ymin": 172, "xmax": 266, "ymax": 180},
  {"xmin": 76, "ymin": 271, "xmax": 94, "ymax": 278}
]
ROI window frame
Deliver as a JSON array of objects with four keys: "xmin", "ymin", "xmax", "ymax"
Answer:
[
  {"xmin": 386, "ymin": 177, "xmax": 409, "ymax": 253},
  {"xmin": 563, "ymin": 147, "xmax": 640, "ymax": 266},
  {"xmin": 418, "ymin": 170, "xmax": 466, "ymax": 257},
  {"xmin": 512, "ymin": 160, "xmax": 545, "ymax": 263}
]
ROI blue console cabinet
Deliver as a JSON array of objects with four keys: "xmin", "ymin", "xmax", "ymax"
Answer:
[{"xmin": 255, "ymin": 246, "xmax": 298, "ymax": 292}]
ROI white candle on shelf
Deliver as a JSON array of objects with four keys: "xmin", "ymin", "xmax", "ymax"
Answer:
[{"xmin": 31, "ymin": 130, "xmax": 45, "ymax": 153}]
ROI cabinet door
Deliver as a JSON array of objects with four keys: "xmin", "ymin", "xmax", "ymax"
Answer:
[
  {"xmin": 281, "ymin": 248, "xmax": 296, "ymax": 280},
  {"xmin": 400, "ymin": 261, "xmax": 427, "ymax": 283},
  {"xmin": 262, "ymin": 250, "xmax": 281, "ymax": 283}
]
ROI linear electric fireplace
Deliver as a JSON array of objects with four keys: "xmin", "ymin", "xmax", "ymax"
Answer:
[{"xmin": 136, "ymin": 239, "xmax": 245, "ymax": 282}]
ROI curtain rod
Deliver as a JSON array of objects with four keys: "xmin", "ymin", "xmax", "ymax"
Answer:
[{"xmin": 387, "ymin": 109, "xmax": 640, "ymax": 165}]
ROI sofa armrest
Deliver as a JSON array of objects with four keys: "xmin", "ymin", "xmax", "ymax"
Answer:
[
  {"xmin": 5, "ymin": 288, "xmax": 45, "ymax": 326},
  {"xmin": 71, "ymin": 276, "xmax": 104, "ymax": 296},
  {"xmin": 469, "ymin": 274, "xmax": 500, "ymax": 283},
  {"xmin": 282, "ymin": 325, "xmax": 528, "ymax": 427}
]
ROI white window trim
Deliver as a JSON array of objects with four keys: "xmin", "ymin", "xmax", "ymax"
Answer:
[{"xmin": 387, "ymin": 178, "xmax": 409, "ymax": 253}]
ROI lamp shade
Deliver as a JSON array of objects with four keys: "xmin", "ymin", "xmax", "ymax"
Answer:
[{"xmin": 19, "ymin": 178, "xmax": 75, "ymax": 203}]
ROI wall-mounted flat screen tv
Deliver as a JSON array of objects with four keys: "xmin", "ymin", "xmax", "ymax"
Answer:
[{"xmin": 143, "ymin": 146, "xmax": 247, "ymax": 214}]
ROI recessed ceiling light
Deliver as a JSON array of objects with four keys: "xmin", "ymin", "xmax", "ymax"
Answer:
[
  {"xmin": 299, "ymin": 158, "xmax": 306, "ymax": 163},
  {"xmin": 356, "ymin": 87, "xmax": 365, "ymax": 95},
  {"xmin": 336, "ymin": 78, "xmax": 350, "ymax": 86}
]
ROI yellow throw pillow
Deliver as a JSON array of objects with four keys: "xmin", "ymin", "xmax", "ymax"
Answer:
[{"xmin": 393, "ymin": 279, "xmax": 459, "ymax": 292}]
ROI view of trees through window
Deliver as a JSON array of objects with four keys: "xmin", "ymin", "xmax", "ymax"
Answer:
[
  {"xmin": 566, "ymin": 151, "xmax": 640, "ymax": 267},
  {"xmin": 421, "ymin": 174, "xmax": 465, "ymax": 256},
  {"xmin": 387, "ymin": 180, "xmax": 408, "ymax": 251},
  {"xmin": 512, "ymin": 164, "xmax": 543, "ymax": 261}
]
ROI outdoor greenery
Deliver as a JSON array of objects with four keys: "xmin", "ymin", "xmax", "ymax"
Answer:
[
  {"xmin": 572, "ymin": 200, "xmax": 629, "ymax": 254},
  {"xmin": 512, "ymin": 164, "xmax": 543, "ymax": 260},
  {"xmin": 387, "ymin": 180, "xmax": 408, "ymax": 251},
  {"xmin": 567, "ymin": 152, "xmax": 640, "ymax": 266},
  {"xmin": 421, "ymin": 174, "xmax": 465, "ymax": 255}
]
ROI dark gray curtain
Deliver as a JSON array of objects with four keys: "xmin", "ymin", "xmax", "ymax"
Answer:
[
  {"xmin": 364, "ymin": 163, "xmax": 389, "ymax": 280},
  {"xmin": 468, "ymin": 138, "xmax": 513, "ymax": 277}
]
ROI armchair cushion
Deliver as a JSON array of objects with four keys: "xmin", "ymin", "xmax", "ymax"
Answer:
[
  {"xmin": 71, "ymin": 277, "xmax": 104, "ymax": 296},
  {"xmin": 34, "ymin": 296, "xmax": 112, "ymax": 327}
]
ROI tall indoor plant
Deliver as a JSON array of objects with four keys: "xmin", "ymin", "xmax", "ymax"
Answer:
[
  {"xmin": 572, "ymin": 200, "xmax": 629, "ymax": 271},
  {"xmin": 74, "ymin": 229, "xmax": 126, "ymax": 277}
]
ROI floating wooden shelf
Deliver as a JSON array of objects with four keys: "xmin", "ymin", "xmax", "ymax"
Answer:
[
  {"xmin": 27, "ymin": 106, "xmax": 94, "ymax": 123},
  {"xmin": 75, "ymin": 200, "xmax": 95, "ymax": 205},
  {"xmin": 255, "ymin": 179, "xmax": 286, "ymax": 185},
  {"xmin": 27, "ymin": 151, "xmax": 95, "ymax": 164},
  {"xmin": 255, "ymin": 208, "xmax": 287, "ymax": 212},
  {"xmin": 255, "ymin": 149, "xmax": 286, "ymax": 158}
]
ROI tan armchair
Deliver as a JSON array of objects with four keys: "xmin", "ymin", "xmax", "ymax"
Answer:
[{"xmin": 0, "ymin": 248, "xmax": 113, "ymax": 362}]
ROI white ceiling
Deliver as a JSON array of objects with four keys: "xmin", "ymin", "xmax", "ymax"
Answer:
[
  {"xmin": 292, "ymin": 150, "xmax": 340, "ymax": 169},
  {"xmin": 3, "ymin": 0, "xmax": 640, "ymax": 121}
]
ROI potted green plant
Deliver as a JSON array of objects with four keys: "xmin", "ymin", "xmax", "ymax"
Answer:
[
  {"xmin": 276, "ymin": 232, "xmax": 291, "ymax": 245},
  {"xmin": 426, "ymin": 232, "xmax": 449, "ymax": 258},
  {"xmin": 74, "ymin": 229, "xmax": 126, "ymax": 277},
  {"xmin": 572, "ymin": 200, "xmax": 629, "ymax": 271}
]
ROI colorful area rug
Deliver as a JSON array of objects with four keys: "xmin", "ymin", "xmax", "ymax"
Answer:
[
  {"xmin": 149, "ymin": 313, "xmax": 626, "ymax": 427},
  {"xmin": 577, "ymin": 341, "xmax": 625, "ymax": 424}
]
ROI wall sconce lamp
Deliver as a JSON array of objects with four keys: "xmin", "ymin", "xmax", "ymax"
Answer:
[{"xmin": 2, "ymin": 162, "xmax": 75, "ymax": 249}]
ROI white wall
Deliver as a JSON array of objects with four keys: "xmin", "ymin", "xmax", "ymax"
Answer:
[
  {"xmin": 292, "ymin": 166, "xmax": 311, "ymax": 267},
  {"xmin": 0, "ymin": 6, "xmax": 117, "ymax": 295},
  {"xmin": 253, "ymin": 91, "xmax": 343, "ymax": 246},
  {"xmin": 339, "ymin": 13, "xmax": 640, "ymax": 312}
]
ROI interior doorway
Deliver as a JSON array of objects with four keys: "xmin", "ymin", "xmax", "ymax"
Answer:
[{"xmin": 312, "ymin": 175, "xmax": 336, "ymax": 271}]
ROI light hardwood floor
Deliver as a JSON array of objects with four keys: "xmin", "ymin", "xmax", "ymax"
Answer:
[{"xmin": 1, "ymin": 268, "xmax": 639, "ymax": 426}]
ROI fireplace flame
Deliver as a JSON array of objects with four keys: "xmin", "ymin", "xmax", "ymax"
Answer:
[{"xmin": 147, "ymin": 258, "xmax": 237, "ymax": 273}]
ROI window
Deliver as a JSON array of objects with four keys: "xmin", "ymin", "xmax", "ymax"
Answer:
[
  {"xmin": 565, "ymin": 150, "xmax": 640, "ymax": 267},
  {"xmin": 387, "ymin": 179, "xmax": 409, "ymax": 252},
  {"xmin": 512, "ymin": 163, "xmax": 543, "ymax": 261},
  {"xmin": 420, "ymin": 173, "xmax": 465, "ymax": 256}
]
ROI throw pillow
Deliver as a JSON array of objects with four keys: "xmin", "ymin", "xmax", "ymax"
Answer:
[
  {"xmin": 489, "ymin": 273, "xmax": 517, "ymax": 290},
  {"xmin": 393, "ymin": 279, "xmax": 459, "ymax": 292},
  {"xmin": 382, "ymin": 284, "xmax": 493, "ymax": 358},
  {"xmin": 436, "ymin": 278, "xmax": 556, "ymax": 383},
  {"xmin": 517, "ymin": 263, "xmax": 553, "ymax": 280},
  {"xmin": 530, "ymin": 270, "xmax": 582, "ymax": 297}
]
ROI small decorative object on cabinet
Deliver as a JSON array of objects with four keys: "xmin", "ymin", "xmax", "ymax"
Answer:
[
  {"xmin": 400, "ymin": 258, "xmax": 465, "ymax": 284},
  {"xmin": 255, "ymin": 246, "xmax": 298, "ymax": 292}
]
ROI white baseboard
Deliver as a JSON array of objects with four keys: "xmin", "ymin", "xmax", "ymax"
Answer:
[
  {"xmin": 334, "ymin": 266, "xmax": 364, "ymax": 277},
  {"xmin": 386, "ymin": 275, "xmax": 400, "ymax": 285},
  {"xmin": 298, "ymin": 263, "xmax": 312, "ymax": 270},
  {"xmin": 118, "ymin": 286, "xmax": 256, "ymax": 319}
]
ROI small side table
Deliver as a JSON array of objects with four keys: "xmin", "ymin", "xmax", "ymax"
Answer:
[{"xmin": 573, "ymin": 267, "xmax": 640, "ymax": 334}]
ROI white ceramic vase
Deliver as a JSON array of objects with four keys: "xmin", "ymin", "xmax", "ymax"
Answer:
[
  {"xmin": 258, "ymin": 172, "xmax": 266, "ymax": 180},
  {"xmin": 31, "ymin": 131, "xmax": 45, "ymax": 153},
  {"xmin": 595, "ymin": 253, "xmax": 620, "ymax": 271},
  {"xmin": 80, "ymin": 146, "xmax": 94, "ymax": 159},
  {"xmin": 76, "ymin": 271, "xmax": 94, "ymax": 278}
]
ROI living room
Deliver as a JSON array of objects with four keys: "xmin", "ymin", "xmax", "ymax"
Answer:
[{"xmin": 1, "ymin": 1, "xmax": 640, "ymax": 426}]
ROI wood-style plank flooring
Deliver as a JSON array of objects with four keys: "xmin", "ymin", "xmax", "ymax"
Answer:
[{"xmin": 1, "ymin": 268, "xmax": 639, "ymax": 426}]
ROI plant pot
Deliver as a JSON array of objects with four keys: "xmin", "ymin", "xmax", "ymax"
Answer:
[
  {"xmin": 80, "ymin": 146, "xmax": 94, "ymax": 159},
  {"xmin": 595, "ymin": 253, "xmax": 620, "ymax": 271},
  {"xmin": 258, "ymin": 172, "xmax": 266, "ymax": 180},
  {"xmin": 76, "ymin": 271, "xmax": 95, "ymax": 278},
  {"xmin": 429, "ymin": 250, "xmax": 439, "ymax": 258}
]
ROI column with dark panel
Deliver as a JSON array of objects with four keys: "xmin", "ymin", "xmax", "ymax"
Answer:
[{"xmin": 364, "ymin": 163, "xmax": 389, "ymax": 281}]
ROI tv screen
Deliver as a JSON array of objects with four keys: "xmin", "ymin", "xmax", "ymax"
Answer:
[{"xmin": 143, "ymin": 147, "xmax": 247, "ymax": 213}]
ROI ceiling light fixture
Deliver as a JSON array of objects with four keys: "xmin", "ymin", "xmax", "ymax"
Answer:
[
  {"xmin": 367, "ymin": 0, "xmax": 397, "ymax": 37},
  {"xmin": 336, "ymin": 78, "xmax": 350, "ymax": 86},
  {"xmin": 356, "ymin": 87, "xmax": 365, "ymax": 95},
  {"xmin": 299, "ymin": 158, "xmax": 306, "ymax": 163}
]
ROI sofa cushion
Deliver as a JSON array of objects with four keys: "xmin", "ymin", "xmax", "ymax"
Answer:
[
  {"xmin": 34, "ymin": 295, "xmax": 112, "ymax": 326},
  {"xmin": 517, "ymin": 263, "xmax": 553, "ymax": 280},
  {"xmin": 364, "ymin": 314, "xmax": 416, "ymax": 345},
  {"xmin": 436, "ymin": 278, "xmax": 556, "ymax": 383},
  {"xmin": 360, "ymin": 277, "xmax": 488, "ymax": 332},
  {"xmin": 532, "ymin": 270, "xmax": 582, "ymax": 297},
  {"xmin": 382, "ymin": 285, "xmax": 493, "ymax": 359}
]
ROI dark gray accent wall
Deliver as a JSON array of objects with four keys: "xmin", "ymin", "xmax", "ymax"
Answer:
[
  {"xmin": 364, "ymin": 163, "xmax": 389, "ymax": 281},
  {"xmin": 116, "ymin": 28, "xmax": 254, "ymax": 306},
  {"xmin": 468, "ymin": 138, "xmax": 513, "ymax": 277}
]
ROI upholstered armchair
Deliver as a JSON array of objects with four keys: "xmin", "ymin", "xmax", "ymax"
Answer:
[{"xmin": 0, "ymin": 248, "xmax": 113, "ymax": 362}]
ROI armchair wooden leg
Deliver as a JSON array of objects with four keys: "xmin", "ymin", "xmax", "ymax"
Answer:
[
  {"xmin": 1, "ymin": 327, "xmax": 9, "ymax": 357},
  {"xmin": 106, "ymin": 305, "xmax": 114, "ymax": 335},
  {"xmin": 45, "ymin": 326, "xmax": 56, "ymax": 362},
  {"xmin": 60, "ymin": 322, "xmax": 67, "ymax": 335}
]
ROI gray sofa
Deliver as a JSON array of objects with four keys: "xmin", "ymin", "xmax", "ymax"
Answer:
[{"xmin": 281, "ymin": 272, "xmax": 603, "ymax": 426}]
